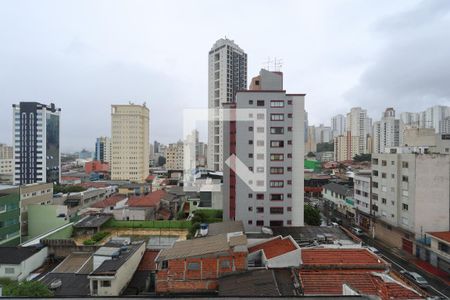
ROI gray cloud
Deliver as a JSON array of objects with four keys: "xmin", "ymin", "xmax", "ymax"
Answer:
[{"xmin": 345, "ymin": 0, "xmax": 450, "ymax": 117}]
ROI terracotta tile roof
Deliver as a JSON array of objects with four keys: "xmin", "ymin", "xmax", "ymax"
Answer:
[
  {"xmin": 128, "ymin": 190, "xmax": 166, "ymax": 207},
  {"xmin": 91, "ymin": 194, "xmax": 127, "ymax": 208},
  {"xmin": 146, "ymin": 175, "xmax": 156, "ymax": 181},
  {"xmin": 138, "ymin": 250, "xmax": 159, "ymax": 271},
  {"xmin": 301, "ymin": 248, "xmax": 386, "ymax": 269},
  {"xmin": 157, "ymin": 207, "xmax": 171, "ymax": 220},
  {"xmin": 427, "ymin": 231, "xmax": 450, "ymax": 243},
  {"xmin": 300, "ymin": 270, "xmax": 422, "ymax": 299},
  {"xmin": 61, "ymin": 176, "xmax": 81, "ymax": 181},
  {"xmin": 248, "ymin": 236, "xmax": 298, "ymax": 259}
]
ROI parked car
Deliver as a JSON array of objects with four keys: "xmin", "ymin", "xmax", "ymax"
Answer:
[
  {"xmin": 400, "ymin": 270, "xmax": 429, "ymax": 288},
  {"xmin": 365, "ymin": 246, "xmax": 380, "ymax": 255},
  {"xmin": 352, "ymin": 227, "xmax": 363, "ymax": 236}
]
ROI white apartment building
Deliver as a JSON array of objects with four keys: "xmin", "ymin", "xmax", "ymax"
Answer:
[
  {"xmin": 331, "ymin": 114, "xmax": 346, "ymax": 138},
  {"xmin": 208, "ymin": 38, "xmax": 247, "ymax": 171},
  {"xmin": 371, "ymin": 147, "xmax": 450, "ymax": 252},
  {"xmin": 373, "ymin": 108, "xmax": 403, "ymax": 153},
  {"xmin": 354, "ymin": 170, "xmax": 372, "ymax": 230},
  {"xmin": 346, "ymin": 107, "xmax": 372, "ymax": 155},
  {"xmin": 164, "ymin": 141, "xmax": 184, "ymax": 171},
  {"xmin": 425, "ymin": 105, "xmax": 450, "ymax": 132},
  {"xmin": 400, "ymin": 112, "xmax": 420, "ymax": 127},
  {"xmin": 223, "ymin": 69, "xmax": 304, "ymax": 230},
  {"xmin": 305, "ymin": 126, "xmax": 317, "ymax": 153},
  {"xmin": 314, "ymin": 124, "xmax": 332, "ymax": 144},
  {"xmin": 12, "ymin": 102, "xmax": 61, "ymax": 185},
  {"xmin": 111, "ymin": 103, "xmax": 149, "ymax": 183}
]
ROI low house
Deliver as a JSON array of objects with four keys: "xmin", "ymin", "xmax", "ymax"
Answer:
[
  {"xmin": 416, "ymin": 231, "xmax": 450, "ymax": 275},
  {"xmin": 88, "ymin": 241, "xmax": 146, "ymax": 296},
  {"xmin": 112, "ymin": 190, "xmax": 166, "ymax": 221},
  {"xmin": 124, "ymin": 249, "xmax": 160, "ymax": 295},
  {"xmin": 73, "ymin": 214, "xmax": 112, "ymax": 236},
  {"xmin": 247, "ymin": 235, "xmax": 301, "ymax": 268},
  {"xmin": 91, "ymin": 194, "xmax": 128, "ymax": 213},
  {"xmin": 322, "ymin": 182, "xmax": 355, "ymax": 220},
  {"xmin": 155, "ymin": 232, "xmax": 248, "ymax": 294},
  {"xmin": 299, "ymin": 248, "xmax": 423, "ymax": 299},
  {"xmin": 0, "ymin": 246, "xmax": 48, "ymax": 280}
]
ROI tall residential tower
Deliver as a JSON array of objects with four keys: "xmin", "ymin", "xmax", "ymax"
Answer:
[
  {"xmin": 12, "ymin": 102, "xmax": 61, "ymax": 185},
  {"xmin": 111, "ymin": 103, "xmax": 149, "ymax": 183},
  {"xmin": 208, "ymin": 38, "xmax": 247, "ymax": 171}
]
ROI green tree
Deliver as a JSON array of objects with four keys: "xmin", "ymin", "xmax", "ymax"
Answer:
[
  {"xmin": 304, "ymin": 204, "xmax": 321, "ymax": 226},
  {"xmin": 353, "ymin": 153, "xmax": 371, "ymax": 162},
  {"xmin": 306, "ymin": 151, "xmax": 316, "ymax": 158},
  {"xmin": 317, "ymin": 142, "xmax": 334, "ymax": 152},
  {"xmin": 53, "ymin": 184, "xmax": 86, "ymax": 194},
  {"xmin": 1, "ymin": 280, "xmax": 53, "ymax": 297}
]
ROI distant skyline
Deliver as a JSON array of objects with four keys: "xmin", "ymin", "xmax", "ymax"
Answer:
[{"xmin": 1, "ymin": 0, "xmax": 449, "ymax": 152}]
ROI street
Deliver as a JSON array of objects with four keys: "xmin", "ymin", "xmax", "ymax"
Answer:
[{"xmin": 312, "ymin": 196, "xmax": 450, "ymax": 299}]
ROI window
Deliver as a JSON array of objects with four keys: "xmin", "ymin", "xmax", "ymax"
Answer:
[
  {"xmin": 256, "ymin": 153, "xmax": 264, "ymax": 160},
  {"xmin": 382, "ymin": 173, "xmax": 386, "ymax": 179},
  {"xmin": 402, "ymin": 176, "xmax": 408, "ymax": 182},
  {"xmin": 270, "ymin": 140, "xmax": 284, "ymax": 148},
  {"xmin": 270, "ymin": 114, "xmax": 284, "ymax": 121},
  {"xmin": 248, "ymin": 126, "xmax": 253, "ymax": 131},
  {"xmin": 287, "ymin": 126, "xmax": 292, "ymax": 132},
  {"xmin": 287, "ymin": 100, "xmax": 292, "ymax": 105},
  {"xmin": 270, "ymin": 194, "xmax": 284, "ymax": 201},
  {"xmin": 257, "ymin": 113, "xmax": 265, "ymax": 120},
  {"xmin": 249, "ymin": 100, "xmax": 254, "ymax": 105},
  {"xmin": 372, "ymin": 193, "xmax": 378, "ymax": 200},
  {"xmin": 256, "ymin": 194, "xmax": 264, "ymax": 200},
  {"xmin": 257, "ymin": 127, "xmax": 265, "ymax": 133},
  {"xmin": 256, "ymin": 220, "xmax": 264, "ymax": 226},
  {"xmin": 287, "ymin": 193, "xmax": 292, "ymax": 198},
  {"xmin": 372, "ymin": 158, "xmax": 379, "ymax": 165},
  {"xmin": 438, "ymin": 242, "xmax": 449, "ymax": 253},
  {"xmin": 402, "ymin": 203, "xmax": 408, "ymax": 211},
  {"xmin": 5, "ymin": 267, "xmax": 14, "ymax": 274},
  {"xmin": 256, "ymin": 207, "xmax": 264, "ymax": 213},
  {"xmin": 402, "ymin": 161, "xmax": 409, "ymax": 168},
  {"xmin": 187, "ymin": 262, "xmax": 200, "ymax": 270},
  {"xmin": 270, "ymin": 207, "xmax": 284, "ymax": 214},
  {"xmin": 248, "ymin": 153, "xmax": 253, "ymax": 158},
  {"xmin": 257, "ymin": 100, "xmax": 265, "ymax": 106},
  {"xmin": 372, "ymin": 182, "xmax": 378, "ymax": 188},
  {"xmin": 270, "ymin": 180, "xmax": 284, "ymax": 188},
  {"xmin": 161, "ymin": 260, "xmax": 168, "ymax": 269},
  {"xmin": 248, "ymin": 140, "xmax": 253, "ymax": 145},
  {"xmin": 248, "ymin": 207, "xmax": 253, "ymax": 211},
  {"xmin": 102, "ymin": 281, "xmax": 111, "ymax": 287},
  {"xmin": 220, "ymin": 260, "xmax": 231, "ymax": 269},
  {"xmin": 248, "ymin": 193, "xmax": 253, "ymax": 198},
  {"xmin": 248, "ymin": 220, "xmax": 253, "ymax": 225},
  {"xmin": 391, "ymin": 161, "xmax": 395, "ymax": 165},
  {"xmin": 270, "ymin": 100, "xmax": 284, "ymax": 107},
  {"xmin": 382, "ymin": 198, "xmax": 387, "ymax": 204},
  {"xmin": 287, "ymin": 140, "xmax": 292, "ymax": 145},
  {"xmin": 256, "ymin": 167, "xmax": 265, "ymax": 173},
  {"xmin": 287, "ymin": 153, "xmax": 292, "ymax": 158},
  {"xmin": 287, "ymin": 167, "xmax": 292, "ymax": 172},
  {"xmin": 391, "ymin": 174, "xmax": 395, "ymax": 179},
  {"xmin": 287, "ymin": 113, "xmax": 292, "ymax": 118},
  {"xmin": 270, "ymin": 127, "xmax": 284, "ymax": 134},
  {"xmin": 270, "ymin": 167, "xmax": 284, "ymax": 174},
  {"xmin": 287, "ymin": 180, "xmax": 292, "ymax": 185},
  {"xmin": 270, "ymin": 154, "xmax": 284, "ymax": 161},
  {"xmin": 256, "ymin": 140, "xmax": 264, "ymax": 146}
]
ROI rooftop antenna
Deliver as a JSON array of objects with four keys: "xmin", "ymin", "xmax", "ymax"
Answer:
[{"xmin": 262, "ymin": 57, "xmax": 283, "ymax": 71}]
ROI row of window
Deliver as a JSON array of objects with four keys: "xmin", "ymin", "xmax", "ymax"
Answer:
[
  {"xmin": 372, "ymin": 159, "xmax": 409, "ymax": 168},
  {"xmin": 248, "ymin": 100, "xmax": 293, "ymax": 107},
  {"xmin": 248, "ymin": 126, "xmax": 293, "ymax": 133},
  {"xmin": 247, "ymin": 220, "xmax": 290, "ymax": 226},
  {"xmin": 249, "ymin": 193, "xmax": 293, "ymax": 200}
]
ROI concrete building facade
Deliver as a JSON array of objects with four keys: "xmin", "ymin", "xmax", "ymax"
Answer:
[
  {"xmin": 208, "ymin": 38, "xmax": 247, "ymax": 171},
  {"xmin": 331, "ymin": 114, "xmax": 346, "ymax": 138},
  {"xmin": 95, "ymin": 136, "xmax": 111, "ymax": 163},
  {"xmin": 371, "ymin": 148, "xmax": 450, "ymax": 253},
  {"xmin": 111, "ymin": 104, "xmax": 149, "ymax": 183},
  {"xmin": 12, "ymin": 102, "xmax": 61, "ymax": 185},
  {"xmin": 346, "ymin": 107, "xmax": 372, "ymax": 155},
  {"xmin": 164, "ymin": 141, "xmax": 184, "ymax": 171},
  {"xmin": 373, "ymin": 108, "xmax": 402, "ymax": 153},
  {"xmin": 223, "ymin": 69, "xmax": 304, "ymax": 230}
]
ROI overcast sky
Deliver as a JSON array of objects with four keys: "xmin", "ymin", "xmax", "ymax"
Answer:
[{"xmin": 1, "ymin": 0, "xmax": 449, "ymax": 152}]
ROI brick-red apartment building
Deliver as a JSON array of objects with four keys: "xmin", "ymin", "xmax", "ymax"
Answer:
[{"xmin": 154, "ymin": 232, "xmax": 247, "ymax": 294}]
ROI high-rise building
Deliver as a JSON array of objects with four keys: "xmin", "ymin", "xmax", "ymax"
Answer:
[
  {"xmin": 346, "ymin": 107, "xmax": 372, "ymax": 154},
  {"xmin": 400, "ymin": 112, "xmax": 420, "ymax": 127},
  {"xmin": 12, "ymin": 102, "xmax": 61, "ymax": 185},
  {"xmin": 333, "ymin": 132, "xmax": 358, "ymax": 161},
  {"xmin": 425, "ymin": 105, "xmax": 450, "ymax": 132},
  {"xmin": 331, "ymin": 114, "xmax": 346, "ymax": 138},
  {"xmin": 305, "ymin": 126, "xmax": 317, "ymax": 153},
  {"xmin": 373, "ymin": 108, "xmax": 402, "ymax": 153},
  {"xmin": 164, "ymin": 141, "xmax": 184, "ymax": 171},
  {"xmin": 94, "ymin": 137, "xmax": 111, "ymax": 163},
  {"xmin": 0, "ymin": 144, "xmax": 13, "ymax": 184},
  {"xmin": 314, "ymin": 124, "xmax": 332, "ymax": 144},
  {"xmin": 439, "ymin": 116, "xmax": 450, "ymax": 134},
  {"xmin": 223, "ymin": 69, "xmax": 305, "ymax": 230},
  {"xmin": 111, "ymin": 103, "xmax": 149, "ymax": 183},
  {"xmin": 208, "ymin": 38, "xmax": 247, "ymax": 171}
]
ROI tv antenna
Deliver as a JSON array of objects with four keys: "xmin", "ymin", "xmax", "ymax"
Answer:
[{"xmin": 262, "ymin": 57, "xmax": 283, "ymax": 72}]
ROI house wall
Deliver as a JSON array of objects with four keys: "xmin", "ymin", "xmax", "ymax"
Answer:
[
  {"xmin": 26, "ymin": 205, "xmax": 69, "ymax": 241},
  {"xmin": 112, "ymin": 207, "xmax": 152, "ymax": 221},
  {"xmin": 91, "ymin": 242, "xmax": 145, "ymax": 296},
  {"xmin": 0, "ymin": 247, "xmax": 48, "ymax": 280},
  {"xmin": 156, "ymin": 252, "xmax": 247, "ymax": 293},
  {"xmin": 266, "ymin": 248, "xmax": 301, "ymax": 268}
]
